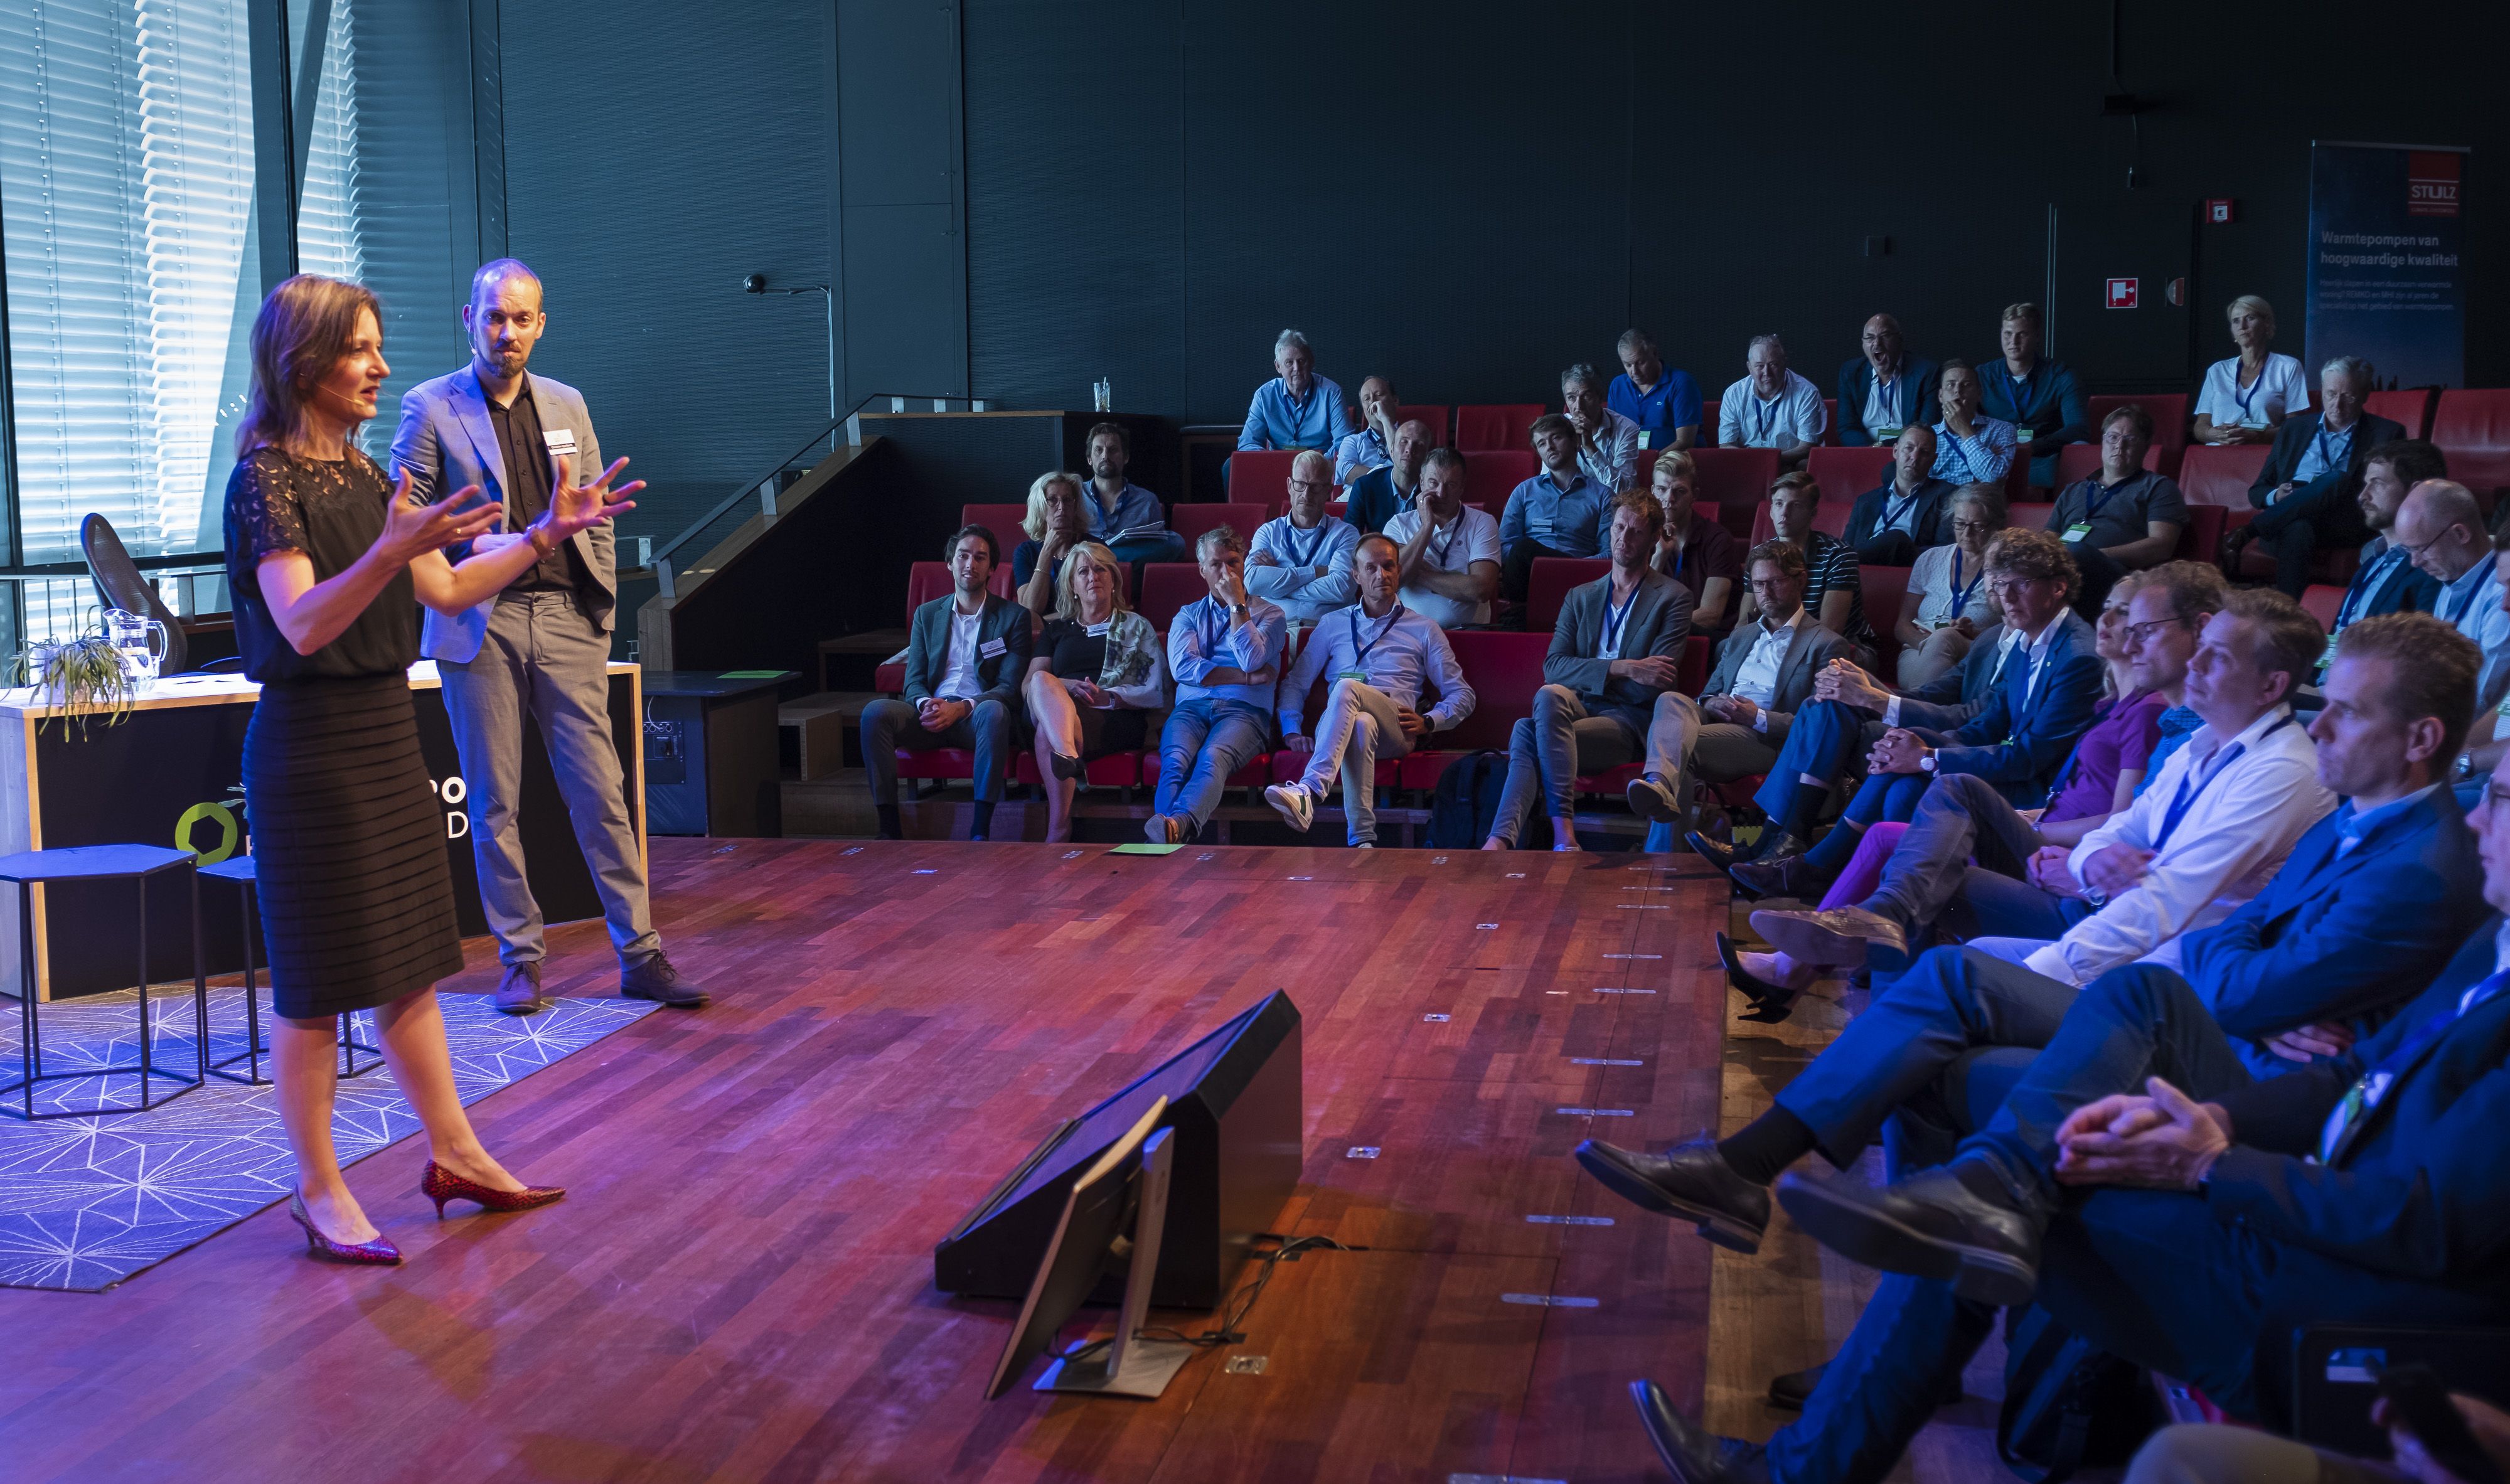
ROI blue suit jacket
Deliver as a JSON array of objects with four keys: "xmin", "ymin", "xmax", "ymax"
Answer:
[
  {"xmin": 2207, "ymin": 915, "xmax": 2510, "ymax": 1294},
  {"xmin": 1844, "ymin": 476, "xmax": 1957, "ymax": 552},
  {"xmin": 2248, "ymin": 410, "xmax": 2403, "ymax": 512},
  {"xmin": 1835, "ymin": 358, "xmax": 1941, "ymax": 446},
  {"xmin": 1893, "ymin": 622, "xmax": 2011, "ymax": 732},
  {"xmin": 2180, "ymin": 789, "xmax": 2486, "ymax": 1052},
  {"xmin": 1933, "ymin": 611, "xmax": 2101, "ymax": 804}
]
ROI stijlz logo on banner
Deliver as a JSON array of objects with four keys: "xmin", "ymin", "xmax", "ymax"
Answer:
[
  {"xmin": 2407, "ymin": 151, "xmax": 2460, "ymax": 218},
  {"xmin": 432, "ymin": 774, "xmax": 470, "ymax": 838}
]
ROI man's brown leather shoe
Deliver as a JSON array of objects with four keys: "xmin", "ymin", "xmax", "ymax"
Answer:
[{"xmin": 493, "ymin": 962, "xmax": 550, "ymax": 1015}]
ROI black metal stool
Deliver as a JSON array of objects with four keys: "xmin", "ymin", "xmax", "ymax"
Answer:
[
  {"xmin": 0, "ymin": 843, "xmax": 207, "ymax": 1120},
  {"xmin": 199, "ymin": 854, "xmax": 382, "ymax": 1084}
]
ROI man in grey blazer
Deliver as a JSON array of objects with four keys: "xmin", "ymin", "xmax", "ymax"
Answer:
[
  {"xmin": 1644, "ymin": 539, "xmax": 1859, "ymax": 830},
  {"xmin": 860, "ymin": 525, "xmax": 1032, "ymax": 840},
  {"xmin": 1485, "ymin": 493, "xmax": 1692, "ymax": 850},
  {"xmin": 392, "ymin": 259, "xmax": 705, "ymax": 1015}
]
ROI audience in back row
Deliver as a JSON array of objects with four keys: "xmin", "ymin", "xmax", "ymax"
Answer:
[
  {"xmin": 1610, "ymin": 328, "xmax": 1702, "ymax": 451},
  {"xmin": 1979, "ymin": 301, "xmax": 2088, "ymax": 488},
  {"xmin": 1719, "ymin": 334, "xmax": 1827, "ymax": 471},
  {"xmin": 1835, "ymin": 313, "xmax": 1938, "ymax": 449},
  {"xmin": 1332, "ymin": 375, "xmax": 1401, "ymax": 484},
  {"xmin": 1236, "ymin": 328, "xmax": 1350, "ymax": 454},
  {"xmin": 2191, "ymin": 294, "xmax": 2309, "ymax": 447}
]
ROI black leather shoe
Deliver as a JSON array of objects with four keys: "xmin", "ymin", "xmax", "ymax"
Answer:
[
  {"xmin": 1775, "ymin": 1162, "xmax": 2041, "ymax": 1306},
  {"xmin": 1748, "ymin": 904, "xmax": 1908, "ymax": 970},
  {"xmin": 1765, "ymin": 1360, "xmax": 1962, "ymax": 1411},
  {"xmin": 1686, "ymin": 830, "xmax": 1745, "ymax": 871},
  {"xmin": 1632, "ymin": 1379, "xmax": 1769, "ymax": 1484},
  {"xmin": 1574, "ymin": 1136, "xmax": 1770, "ymax": 1253},
  {"xmin": 620, "ymin": 952, "xmax": 710, "ymax": 1008},
  {"xmin": 1728, "ymin": 853, "xmax": 1825, "ymax": 902},
  {"xmin": 1716, "ymin": 932, "xmax": 1800, "ymax": 1024}
]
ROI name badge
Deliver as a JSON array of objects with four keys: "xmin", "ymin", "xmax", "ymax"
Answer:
[
  {"xmin": 2014, "ymin": 427, "xmax": 2036, "ymax": 444},
  {"xmin": 1872, "ymin": 425, "xmax": 1901, "ymax": 442},
  {"xmin": 1636, "ymin": 430, "xmax": 1652, "ymax": 451},
  {"xmin": 2322, "ymin": 634, "xmax": 2342, "ymax": 670},
  {"xmin": 2060, "ymin": 523, "xmax": 2092, "ymax": 543},
  {"xmin": 542, "ymin": 427, "xmax": 579, "ymax": 457},
  {"xmin": 980, "ymin": 638, "xmax": 1007, "ymax": 658},
  {"xmin": 1336, "ymin": 668, "xmax": 1368, "ymax": 681}
]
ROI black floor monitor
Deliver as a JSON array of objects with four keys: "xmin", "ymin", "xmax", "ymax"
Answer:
[{"xmin": 982, "ymin": 1098, "xmax": 1166, "ymax": 1400}]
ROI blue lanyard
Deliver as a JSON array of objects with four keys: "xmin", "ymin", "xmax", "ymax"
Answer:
[
  {"xmin": 2155, "ymin": 714, "xmax": 2294, "ymax": 851},
  {"xmin": 1882, "ymin": 481, "xmax": 1923, "ymax": 530},
  {"xmin": 2323, "ymin": 968, "xmax": 2510, "ymax": 1161},
  {"xmin": 1349, "ymin": 602, "xmax": 1405, "ymax": 665},
  {"xmin": 1284, "ymin": 519, "xmax": 1330, "ymax": 569},
  {"xmin": 1938, "ymin": 430, "xmax": 1973, "ymax": 481},
  {"xmin": 2083, "ymin": 476, "xmax": 2133, "ymax": 522},
  {"xmin": 2336, "ymin": 547, "xmax": 2403, "ymax": 631},
  {"xmin": 2232, "ymin": 361, "xmax": 2268, "ymax": 420},
  {"xmin": 1752, "ymin": 393, "xmax": 1780, "ymax": 443},
  {"xmin": 2004, "ymin": 366, "xmax": 2036, "ymax": 419},
  {"xmin": 1200, "ymin": 601, "xmax": 1233, "ymax": 659},
  {"xmin": 1948, "ymin": 549, "xmax": 1985, "ymax": 614},
  {"xmin": 1601, "ymin": 582, "xmax": 1639, "ymax": 655},
  {"xmin": 2311, "ymin": 422, "xmax": 2350, "ymax": 472},
  {"xmin": 1872, "ymin": 370, "xmax": 1899, "ymax": 421}
]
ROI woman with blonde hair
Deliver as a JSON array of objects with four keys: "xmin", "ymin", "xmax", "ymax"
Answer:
[
  {"xmin": 1022, "ymin": 540, "xmax": 1166, "ymax": 841},
  {"xmin": 1011, "ymin": 470, "xmax": 1090, "ymax": 616},
  {"xmin": 2192, "ymin": 294, "xmax": 2309, "ymax": 446},
  {"xmin": 225, "ymin": 274, "xmax": 633, "ymax": 1262}
]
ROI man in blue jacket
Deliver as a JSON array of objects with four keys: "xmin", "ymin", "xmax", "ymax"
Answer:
[
  {"xmin": 1836, "ymin": 313, "xmax": 1939, "ymax": 448},
  {"xmin": 1840, "ymin": 425, "xmax": 1955, "ymax": 565},
  {"xmin": 2224, "ymin": 356, "xmax": 2406, "ymax": 597},
  {"xmin": 2317, "ymin": 440, "xmax": 2449, "ymax": 671},
  {"xmin": 1978, "ymin": 302, "xmax": 2089, "ymax": 489}
]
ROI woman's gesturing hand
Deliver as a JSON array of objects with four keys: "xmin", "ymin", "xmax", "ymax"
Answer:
[{"xmin": 378, "ymin": 469, "xmax": 501, "ymax": 566}]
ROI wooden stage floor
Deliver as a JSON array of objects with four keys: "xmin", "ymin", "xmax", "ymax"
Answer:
[{"xmin": 0, "ymin": 838, "xmax": 1740, "ymax": 1484}]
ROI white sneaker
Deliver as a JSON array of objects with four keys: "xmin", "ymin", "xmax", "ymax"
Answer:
[
  {"xmin": 1353, "ymin": 841, "xmax": 1375, "ymax": 849},
  {"xmin": 1626, "ymin": 773, "xmax": 1681, "ymax": 823},
  {"xmin": 1264, "ymin": 782, "xmax": 1315, "ymax": 832}
]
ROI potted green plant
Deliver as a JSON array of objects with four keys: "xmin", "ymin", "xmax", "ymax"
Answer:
[{"xmin": 9, "ymin": 632, "xmax": 137, "ymax": 737}]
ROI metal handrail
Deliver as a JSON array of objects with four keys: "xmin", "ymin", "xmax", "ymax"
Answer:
[{"xmin": 639, "ymin": 392, "xmax": 981, "ymax": 601}]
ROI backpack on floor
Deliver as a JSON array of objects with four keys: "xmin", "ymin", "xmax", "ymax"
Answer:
[
  {"xmin": 1997, "ymin": 1304, "xmax": 2164, "ymax": 1484},
  {"xmin": 1425, "ymin": 750, "xmax": 1509, "ymax": 848}
]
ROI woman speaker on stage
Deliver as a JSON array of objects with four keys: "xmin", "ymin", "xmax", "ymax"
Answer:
[{"xmin": 224, "ymin": 274, "xmax": 637, "ymax": 1263}]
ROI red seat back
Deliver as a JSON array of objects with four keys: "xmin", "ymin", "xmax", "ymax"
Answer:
[
  {"xmin": 2053, "ymin": 443, "xmax": 2162, "ymax": 488},
  {"xmin": 1439, "ymin": 631, "xmax": 1549, "ymax": 752},
  {"xmin": 1171, "ymin": 503, "xmax": 1268, "ymax": 548},
  {"xmin": 1807, "ymin": 446, "xmax": 1891, "ymax": 505},
  {"xmin": 2432, "ymin": 389, "xmax": 2510, "ymax": 493},
  {"xmin": 1459, "ymin": 449, "xmax": 1538, "ymax": 508},
  {"xmin": 2090, "ymin": 393, "xmax": 2191, "ymax": 454},
  {"xmin": 1861, "ymin": 564, "xmax": 1911, "ymax": 674},
  {"xmin": 1527, "ymin": 557, "xmax": 1611, "ymax": 633},
  {"xmin": 959, "ymin": 503, "xmax": 1032, "ymax": 560},
  {"xmin": 2004, "ymin": 449, "xmax": 2036, "ymax": 499},
  {"xmin": 905, "ymin": 561, "xmax": 954, "ymax": 624},
  {"xmin": 1229, "ymin": 449, "xmax": 1303, "ymax": 504},
  {"xmin": 1675, "ymin": 634, "xmax": 1711, "ymax": 695},
  {"xmin": 2176, "ymin": 504, "xmax": 2227, "ymax": 565},
  {"xmin": 2366, "ymin": 388, "xmax": 2435, "ymax": 440},
  {"xmin": 1455, "ymin": 403, "xmax": 1544, "ymax": 452},
  {"xmin": 1396, "ymin": 404, "xmax": 1450, "ymax": 442},
  {"xmin": 1138, "ymin": 563, "xmax": 1205, "ymax": 632},
  {"xmin": 1690, "ymin": 447, "xmax": 1780, "ymax": 511},
  {"xmin": 2177, "ymin": 444, "xmax": 2272, "ymax": 508},
  {"xmin": 1698, "ymin": 400, "xmax": 1719, "ymax": 446},
  {"xmin": 1821, "ymin": 398, "xmax": 1840, "ymax": 446},
  {"xmin": 2299, "ymin": 584, "xmax": 2346, "ymax": 631},
  {"xmin": 2007, "ymin": 502, "xmax": 2057, "ymax": 532}
]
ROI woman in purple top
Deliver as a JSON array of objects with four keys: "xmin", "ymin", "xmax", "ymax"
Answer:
[{"xmin": 1732, "ymin": 572, "xmax": 2166, "ymax": 998}]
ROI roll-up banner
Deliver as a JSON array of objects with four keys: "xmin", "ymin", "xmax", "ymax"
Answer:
[{"xmin": 2305, "ymin": 142, "xmax": 2468, "ymax": 388}]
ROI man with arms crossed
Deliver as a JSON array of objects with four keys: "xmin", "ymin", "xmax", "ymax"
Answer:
[
  {"xmin": 1244, "ymin": 451, "xmax": 1359, "ymax": 623},
  {"xmin": 393, "ymin": 259, "xmax": 705, "ymax": 1013},
  {"xmin": 1148, "ymin": 528, "xmax": 1286, "ymax": 846}
]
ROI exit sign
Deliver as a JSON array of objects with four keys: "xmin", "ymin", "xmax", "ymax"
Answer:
[{"xmin": 2107, "ymin": 277, "xmax": 2140, "ymax": 309}]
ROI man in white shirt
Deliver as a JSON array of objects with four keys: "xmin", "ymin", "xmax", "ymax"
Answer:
[
  {"xmin": 1928, "ymin": 358, "xmax": 2017, "ymax": 488},
  {"xmin": 1717, "ymin": 334, "xmax": 1827, "ymax": 471},
  {"xmin": 1266, "ymin": 535, "xmax": 1477, "ymax": 846},
  {"xmin": 1564, "ymin": 361, "xmax": 1640, "ymax": 493},
  {"xmin": 1332, "ymin": 375, "xmax": 1401, "ymax": 485},
  {"xmin": 1245, "ymin": 450, "xmax": 1360, "ymax": 622},
  {"xmin": 2391, "ymin": 479, "xmax": 2510, "ymax": 717},
  {"xmin": 1384, "ymin": 449, "xmax": 1502, "ymax": 627}
]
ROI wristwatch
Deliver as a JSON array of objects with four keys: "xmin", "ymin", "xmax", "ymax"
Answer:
[
  {"xmin": 2455, "ymin": 751, "xmax": 2476, "ymax": 783},
  {"xmin": 1918, "ymin": 749, "xmax": 1939, "ymax": 773}
]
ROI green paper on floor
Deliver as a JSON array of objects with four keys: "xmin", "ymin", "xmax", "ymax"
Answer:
[{"xmin": 1109, "ymin": 843, "xmax": 1183, "ymax": 855}]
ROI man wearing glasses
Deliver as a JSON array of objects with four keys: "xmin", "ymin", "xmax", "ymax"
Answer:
[{"xmin": 1244, "ymin": 450, "xmax": 1359, "ymax": 624}]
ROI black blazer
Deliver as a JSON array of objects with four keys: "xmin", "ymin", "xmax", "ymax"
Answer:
[
  {"xmin": 1844, "ymin": 476, "xmax": 1957, "ymax": 552},
  {"xmin": 2247, "ymin": 410, "xmax": 2404, "ymax": 511},
  {"xmin": 1835, "ymin": 357, "xmax": 1941, "ymax": 446},
  {"xmin": 904, "ymin": 592, "xmax": 1032, "ymax": 707}
]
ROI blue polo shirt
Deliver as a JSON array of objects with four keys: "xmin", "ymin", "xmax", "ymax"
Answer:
[
  {"xmin": 1238, "ymin": 374, "xmax": 1352, "ymax": 452},
  {"xmin": 1607, "ymin": 368, "xmax": 1704, "ymax": 438}
]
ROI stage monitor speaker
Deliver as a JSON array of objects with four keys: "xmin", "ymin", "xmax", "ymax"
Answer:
[{"xmin": 935, "ymin": 990, "xmax": 1301, "ymax": 1310}]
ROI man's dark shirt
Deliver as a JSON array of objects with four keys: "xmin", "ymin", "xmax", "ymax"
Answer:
[{"xmin": 484, "ymin": 376, "xmax": 587, "ymax": 595}]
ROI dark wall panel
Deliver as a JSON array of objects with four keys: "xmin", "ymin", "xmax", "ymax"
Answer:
[{"xmin": 838, "ymin": 0, "xmax": 968, "ymax": 402}]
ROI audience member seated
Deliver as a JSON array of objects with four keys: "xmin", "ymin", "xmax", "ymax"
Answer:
[
  {"xmin": 2122, "ymin": 1399, "xmax": 2510, "ymax": 1484},
  {"xmin": 1608, "ymin": 328, "xmax": 1703, "ymax": 451},
  {"xmin": 1728, "ymin": 569, "xmax": 2168, "ymax": 1015},
  {"xmin": 2320, "ymin": 441, "xmax": 2449, "ymax": 659},
  {"xmin": 1245, "ymin": 451, "xmax": 1359, "ymax": 622},
  {"xmin": 1012, "ymin": 469, "xmax": 1088, "ymax": 616},
  {"xmin": 1236, "ymin": 327, "xmax": 1351, "ymax": 453},
  {"xmin": 860, "ymin": 525, "xmax": 1030, "ymax": 842},
  {"xmin": 1648, "ymin": 451, "xmax": 1741, "ymax": 635},
  {"xmin": 1483, "ymin": 494, "xmax": 1694, "ymax": 851},
  {"xmin": 1928, "ymin": 357, "xmax": 2018, "ymax": 489},
  {"xmin": 2043, "ymin": 402, "xmax": 2187, "ymax": 608},
  {"xmin": 1076, "ymin": 420, "xmax": 1185, "ymax": 566},
  {"xmin": 1341, "ymin": 417, "xmax": 1434, "ymax": 535},
  {"xmin": 1021, "ymin": 542, "xmax": 1165, "ymax": 843},
  {"xmin": 1891, "ymin": 484, "xmax": 2007, "ymax": 690},
  {"xmin": 1643, "ymin": 541, "xmax": 1857, "ymax": 831},
  {"xmin": 1979, "ymin": 301, "xmax": 2090, "ymax": 488},
  {"xmin": 1562, "ymin": 361, "xmax": 1639, "ymax": 493},
  {"xmin": 1265, "ymin": 536, "xmax": 1475, "ymax": 846},
  {"xmin": 2394, "ymin": 479, "xmax": 2510, "ymax": 717},
  {"xmin": 1713, "ymin": 531, "xmax": 2109, "ymax": 898},
  {"xmin": 2223, "ymin": 356, "xmax": 2403, "ymax": 598},
  {"xmin": 1148, "ymin": 528, "xmax": 1286, "ymax": 846},
  {"xmin": 1615, "ymin": 634, "xmax": 2497, "ymax": 1479},
  {"xmin": 1717, "ymin": 334, "xmax": 1827, "ymax": 471},
  {"xmin": 1835, "ymin": 312, "xmax": 1938, "ymax": 448},
  {"xmin": 1844, "ymin": 425, "xmax": 1955, "ymax": 566},
  {"xmin": 2191, "ymin": 294, "xmax": 2309, "ymax": 447},
  {"xmin": 1743, "ymin": 472, "xmax": 1870, "ymax": 648},
  {"xmin": 1332, "ymin": 375, "xmax": 1401, "ymax": 484},
  {"xmin": 1498, "ymin": 414, "xmax": 1614, "ymax": 601},
  {"xmin": 1384, "ymin": 448, "xmax": 1502, "ymax": 628}
]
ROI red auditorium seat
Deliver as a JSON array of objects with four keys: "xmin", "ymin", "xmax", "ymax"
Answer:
[
  {"xmin": 2052, "ymin": 443, "xmax": 2160, "ymax": 489},
  {"xmin": 1455, "ymin": 404, "xmax": 1544, "ymax": 452},
  {"xmin": 1690, "ymin": 447, "xmax": 1780, "ymax": 519},
  {"xmin": 1395, "ymin": 630, "xmax": 1548, "ymax": 789},
  {"xmin": 2432, "ymin": 390, "xmax": 2510, "ymax": 496},
  {"xmin": 1460, "ymin": 449, "xmax": 1538, "ymax": 505},
  {"xmin": 2007, "ymin": 502, "xmax": 2056, "ymax": 533},
  {"xmin": 2090, "ymin": 393, "xmax": 2191, "ymax": 457},
  {"xmin": 1808, "ymin": 446, "xmax": 1891, "ymax": 504},
  {"xmin": 2177, "ymin": 445, "xmax": 2272, "ymax": 508},
  {"xmin": 876, "ymin": 560, "xmax": 1013, "ymax": 693},
  {"xmin": 1675, "ymin": 633, "xmax": 1711, "ymax": 695},
  {"xmin": 1138, "ymin": 563, "xmax": 1205, "ymax": 631},
  {"xmin": 1821, "ymin": 398, "xmax": 1840, "ymax": 445},
  {"xmin": 1860, "ymin": 564, "xmax": 1911, "ymax": 677},
  {"xmin": 1636, "ymin": 447, "xmax": 1659, "ymax": 489},
  {"xmin": 1396, "ymin": 404, "xmax": 1450, "ymax": 442},
  {"xmin": 1746, "ymin": 501, "xmax": 1849, "ymax": 547},
  {"xmin": 1526, "ymin": 557, "xmax": 1611, "ymax": 632},
  {"xmin": 1698, "ymin": 400, "xmax": 1719, "ymax": 446},
  {"xmin": 959, "ymin": 503, "xmax": 1032, "ymax": 557},
  {"xmin": 2004, "ymin": 451, "xmax": 2035, "ymax": 501},
  {"xmin": 2366, "ymin": 388, "xmax": 2435, "ymax": 440},
  {"xmin": 2179, "ymin": 505, "xmax": 2230, "ymax": 567},
  {"xmin": 2299, "ymin": 584, "xmax": 2346, "ymax": 631},
  {"xmin": 1229, "ymin": 449, "xmax": 1307, "ymax": 506},
  {"xmin": 1172, "ymin": 503, "xmax": 1268, "ymax": 549}
]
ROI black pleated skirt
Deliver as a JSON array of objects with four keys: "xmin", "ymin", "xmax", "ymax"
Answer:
[{"xmin": 243, "ymin": 675, "xmax": 465, "ymax": 1019}]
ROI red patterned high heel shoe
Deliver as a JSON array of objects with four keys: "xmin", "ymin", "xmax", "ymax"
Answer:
[
  {"xmin": 288, "ymin": 1193, "xmax": 403, "ymax": 1265},
  {"xmin": 422, "ymin": 1160, "xmax": 567, "ymax": 1218}
]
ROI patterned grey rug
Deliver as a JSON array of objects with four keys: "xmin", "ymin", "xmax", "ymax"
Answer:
[{"xmin": 0, "ymin": 985, "xmax": 656, "ymax": 1291}]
